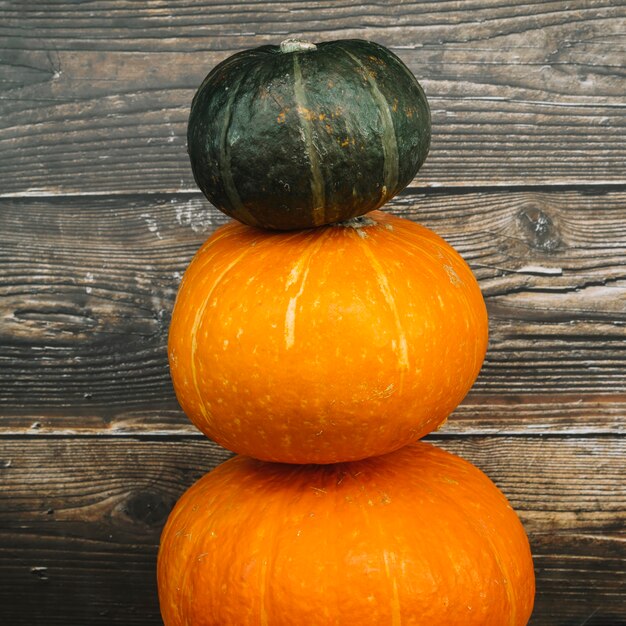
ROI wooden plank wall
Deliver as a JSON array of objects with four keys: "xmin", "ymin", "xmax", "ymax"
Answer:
[{"xmin": 1, "ymin": 2, "xmax": 624, "ymax": 624}]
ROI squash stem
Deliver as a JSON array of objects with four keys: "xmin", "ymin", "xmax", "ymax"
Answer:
[
  {"xmin": 335, "ymin": 215, "xmax": 377, "ymax": 229},
  {"xmin": 280, "ymin": 39, "xmax": 318, "ymax": 53}
]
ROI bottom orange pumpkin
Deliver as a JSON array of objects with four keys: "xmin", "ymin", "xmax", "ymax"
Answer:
[{"xmin": 158, "ymin": 442, "xmax": 535, "ymax": 625}]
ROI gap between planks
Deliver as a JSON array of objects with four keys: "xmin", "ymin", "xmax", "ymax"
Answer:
[
  {"xmin": 0, "ymin": 431, "xmax": 622, "ymax": 441},
  {"xmin": 2, "ymin": 181, "xmax": 626, "ymax": 200}
]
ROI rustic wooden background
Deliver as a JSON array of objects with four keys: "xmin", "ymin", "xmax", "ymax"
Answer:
[{"xmin": 1, "ymin": 1, "xmax": 625, "ymax": 624}]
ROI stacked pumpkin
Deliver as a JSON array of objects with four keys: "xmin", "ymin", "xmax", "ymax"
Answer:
[{"xmin": 159, "ymin": 39, "xmax": 535, "ymax": 625}]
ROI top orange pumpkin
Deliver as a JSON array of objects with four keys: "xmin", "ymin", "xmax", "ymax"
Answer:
[{"xmin": 168, "ymin": 211, "xmax": 488, "ymax": 463}]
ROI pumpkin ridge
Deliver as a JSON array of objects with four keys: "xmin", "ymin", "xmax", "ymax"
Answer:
[
  {"xmin": 354, "ymin": 467, "xmax": 404, "ymax": 624},
  {"xmin": 354, "ymin": 232, "xmax": 410, "ymax": 388},
  {"xmin": 259, "ymin": 555, "xmax": 270, "ymax": 626},
  {"xmin": 469, "ymin": 509, "xmax": 522, "ymax": 623},
  {"xmin": 338, "ymin": 45, "xmax": 400, "ymax": 205},
  {"xmin": 176, "ymin": 224, "xmax": 242, "ymax": 280},
  {"xmin": 425, "ymin": 455, "xmax": 529, "ymax": 624},
  {"xmin": 366, "ymin": 43, "xmax": 432, "ymax": 182},
  {"xmin": 488, "ymin": 537, "xmax": 518, "ymax": 626},
  {"xmin": 190, "ymin": 49, "xmax": 248, "ymax": 112},
  {"xmin": 382, "ymin": 547, "xmax": 402, "ymax": 626},
  {"xmin": 385, "ymin": 222, "xmax": 487, "ymax": 315},
  {"xmin": 382, "ymin": 224, "xmax": 476, "ymax": 290},
  {"xmin": 283, "ymin": 229, "xmax": 330, "ymax": 350},
  {"xmin": 292, "ymin": 53, "xmax": 326, "ymax": 226},
  {"xmin": 189, "ymin": 245, "xmax": 257, "ymax": 438},
  {"xmin": 218, "ymin": 64, "xmax": 261, "ymax": 228},
  {"xmin": 167, "ymin": 224, "xmax": 244, "ymax": 372},
  {"xmin": 380, "ymin": 223, "xmax": 488, "ymax": 388},
  {"xmin": 179, "ymin": 227, "xmax": 306, "ymax": 451}
]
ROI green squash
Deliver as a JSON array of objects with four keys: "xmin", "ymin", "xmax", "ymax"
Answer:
[{"xmin": 187, "ymin": 38, "xmax": 431, "ymax": 230}]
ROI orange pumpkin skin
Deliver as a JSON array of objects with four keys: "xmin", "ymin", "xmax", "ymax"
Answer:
[
  {"xmin": 158, "ymin": 441, "xmax": 535, "ymax": 626},
  {"xmin": 168, "ymin": 211, "xmax": 488, "ymax": 463}
]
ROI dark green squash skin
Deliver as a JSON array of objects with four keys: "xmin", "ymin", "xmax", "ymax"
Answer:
[{"xmin": 187, "ymin": 39, "xmax": 431, "ymax": 230}]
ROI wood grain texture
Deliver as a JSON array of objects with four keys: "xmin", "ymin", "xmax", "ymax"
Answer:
[
  {"xmin": 0, "ymin": 435, "xmax": 623, "ymax": 626},
  {"xmin": 1, "ymin": 1, "xmax": 625, "ymax": 195},
  {"xmin": 1, "ymin": 189, "xmax": 624, "ymax": 434},
  {"xmin": 1, "ymin": 2, "xmax": 625, "ymax": 624}
]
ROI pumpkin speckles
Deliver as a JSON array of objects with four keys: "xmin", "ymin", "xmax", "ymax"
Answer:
[
  {"xmin": 157, "ymin": 442, "xmax": 535, "ymax": 626},
  {"xmin": 168, "ymin": 211, "xmax": 488, "ymax": 464}
]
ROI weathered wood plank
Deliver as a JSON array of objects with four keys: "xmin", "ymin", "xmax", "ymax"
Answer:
[
  {"xmin": 0, "ymin": 395, "xmax": 623, "ymax": 437},
  {"xmin": 0, "ymin": 435, "xmax": 623, "ymax": 625},
  {"xmin": 1, "ymin": 189, "xmax": 624, "ymax": 433},
  {"xmin": 2, "ymin": 5, "xmax": 624, "ymax": 626},
  {"xmin": 1, "ymin": 1, "xmax": 624, "ymax": 195}
]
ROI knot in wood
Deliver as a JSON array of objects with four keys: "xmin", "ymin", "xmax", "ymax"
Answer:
[
  {"xmin": 123, "ymin": 491, "xmax": 170, "ymax": 527},
  {"xmin": 518, "ymin": 207, "xmax": 562, "ymax": 253}
]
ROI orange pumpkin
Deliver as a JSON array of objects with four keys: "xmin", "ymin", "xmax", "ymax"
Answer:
[
  {"xmin": 158, "ymin": 441, "xmax": 535, "ymax": 625},
  {"xmin": 168, "ymin": 211, "xmax": 488, "ymax": 463}
]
